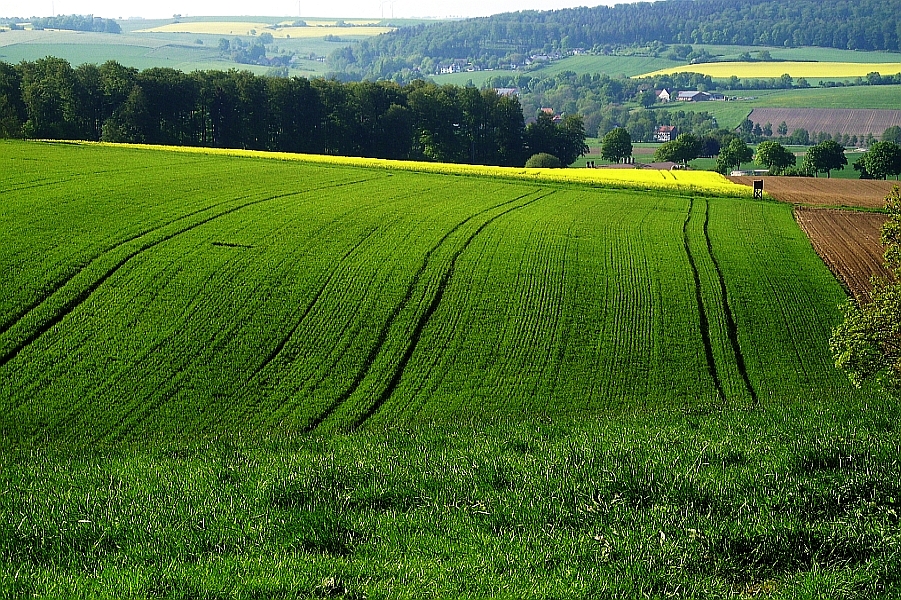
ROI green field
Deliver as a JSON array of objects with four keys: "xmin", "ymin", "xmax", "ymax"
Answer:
[
  {"xmin": 0, "ymin": 20, "xmax": 395, "ymax": 76},
  {"xmin": 645, "ymin": 85, "xmax": 901, "ymax": 130},
  {"xmin": 1, "ymin": 141, "xmax": 898, "ymax": 597}
]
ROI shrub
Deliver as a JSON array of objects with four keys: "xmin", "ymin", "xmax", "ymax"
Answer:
[{"xmin": 525, "ymin": 153, "xmax": 562, "ymax": 168}]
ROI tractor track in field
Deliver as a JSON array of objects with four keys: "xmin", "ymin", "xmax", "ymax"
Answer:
[
  {"xmin": 702, "ymin": 200, "xmax": 758, "ymax": 405},
  {"xmin": 683, "ymin": 198, "xmax": 726, "ymax": 401},
  {"xmin": 0, "ymin": 176, "xmax": 387, "ymax": 370},
  {"xmin": 303, "ymin": 190, "xmax": 552, "ymax": 433}
]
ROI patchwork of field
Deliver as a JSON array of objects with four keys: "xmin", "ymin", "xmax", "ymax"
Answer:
[
  {"xmin": 795, "ymin": 207, "xmax": 890, "ymax": 301},
  {"xmin": 728, "ymin": 176, "xmax": 899, "ymax": 208},
  {"xmin": 644, "ymin": 61, "xmax": 901, "ymax": 79},
  {"xmin": 135, "ymin": 21, "xmax": 395, "ymax": 38},
  {"xmin": 0, "ymin": 140, "xmax": 861, "ymax": 443},
  {"xmin": 748, "ymin": 108, "xmax": 901, "ymax": 140}
]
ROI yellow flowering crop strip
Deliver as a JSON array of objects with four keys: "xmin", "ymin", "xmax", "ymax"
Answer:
[
  {"xmin": 89, "ymin": 142, "xmax": 753, "ymax": 198},
  {"xmin": 642, "ymin": 61, "xmax": 901, "ymax": 80}
]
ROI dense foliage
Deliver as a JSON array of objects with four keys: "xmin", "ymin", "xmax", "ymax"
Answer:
[
  {"xmin": 27, "ymin": 14, "xmax": 121, "ymax": 34},
  {"xmin": 0, "ymin": 58, "xmax": 586, "ymax": 167},
  {"xmin": 832, "ymin": 186, "xmax": 901, "ymax": 392},
  {"xmin": 754, "ymin": 140, "xmax": 797, "ymax": 174},
  {"xmin": 330, "ymin": 0, "xmax": 901, "ymax": 80}
]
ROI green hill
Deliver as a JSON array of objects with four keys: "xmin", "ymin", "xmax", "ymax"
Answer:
[
  {"xmin": 0, "ymin": 141, "xmax": 864, "ymax": 442},
  {"xmin": 2, "ymin": 140, "xmax": 899, "ymax": 598}
]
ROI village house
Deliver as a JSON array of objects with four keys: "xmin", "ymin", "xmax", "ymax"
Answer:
[
  {"xmin": 655, "ymin": 89, "xmax": 671, "ymax": 103},
  {"xmin": 654, "ymin": 125, "xmax": 678, "ymax": 142}
]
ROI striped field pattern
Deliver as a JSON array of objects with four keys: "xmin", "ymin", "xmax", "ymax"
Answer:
[{"xmin": 0, "ymin": 140, "xmax": 865, "ymax": 443}]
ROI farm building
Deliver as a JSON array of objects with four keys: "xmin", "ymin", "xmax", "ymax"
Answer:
[
  {"xmin": 495, "ymin": 87, "xmax": 518, "ymax": 97},
  {"xmin": 655, "ymin": 125, "xmax": 678, "ymax": 142},
  {"xmin": 677, "ymin": 91, "xmax": 711, "ymax": 102},
  {"xmin": 655, "ymin": 89, "xmax": 671, "ymax": 102}
]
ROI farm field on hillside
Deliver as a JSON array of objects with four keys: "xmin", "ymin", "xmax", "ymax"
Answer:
[
  {"xmin": 747, "ymin": 108, "xmax": 901, "ymax": 141},
  {"xmin": 645, "ymin": 61, "xmax": 901, "ymax": 79},
  {"xmin": 0, "ymin": 23, "xmax": 384, "ymax": 76},
  {"xmin": 647, "ymin": 86, "xmax": 901, "ymax": 131},
  {"xmin": 794, "ymin": 207, "xmax": 890, "ymax": 301},
  {"xmin": 1, "ymin": 141, "xmax": 897, "ymax": 597},
  {"xmin": 728, "ymin": 176, "xmax": 899, "ymax": 208},
  {"xmin": 0, "ymin": 140, "xmax": 857, "ymax": 442}
]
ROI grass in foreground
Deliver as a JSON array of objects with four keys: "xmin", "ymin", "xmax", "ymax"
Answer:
[{"xmin": 1, "ymin": 400, "xmax": 899, "ymax": 599}]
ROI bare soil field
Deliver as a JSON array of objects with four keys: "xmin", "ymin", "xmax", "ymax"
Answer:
[
  {"xmin": 795, "ymin": 207, "xmax": 891, "ymax": 301},
  {"xmin": 747, "ymin": 108, "xmax": 901, "ymax": 140},
  {"xmin": 728, "ymin": 176, "xmax": 899, "ymax": 208}
]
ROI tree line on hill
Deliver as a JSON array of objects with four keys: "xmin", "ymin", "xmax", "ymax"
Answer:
[
  {"xmin": 600, "ymin": 125, "xmax": 901, "ymax": 179},
  {"xmin": 327, "ymin": 0, "xmax": 901, "ymax": 81},
  {"xmin": 5, "ymin": 14, "xmax": 121, "ymax": 33},
  {"xmin": 0, "ymin": 58, "xmax": 587, "ymax": 167}
]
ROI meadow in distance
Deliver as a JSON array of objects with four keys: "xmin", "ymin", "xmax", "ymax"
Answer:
[{"xmin": 1, "ymin": 140, "xmax": 900, "ymax": 597}]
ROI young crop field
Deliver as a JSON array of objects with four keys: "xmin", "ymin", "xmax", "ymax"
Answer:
[{"xmin": 1, "ymin": 140, "xmax": 898, "ymax": 597}]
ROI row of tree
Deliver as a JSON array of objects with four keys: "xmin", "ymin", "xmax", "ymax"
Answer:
[
  {"xmin": 599, "ymin": 127, "xmax": 901, "ymax": 179},
  {"xmin": 17, "ymin": 14, "xmax": 121, "ymax": 34},
  {"xmin": 0, "ymin": 58, "xmax": 587, "ymax": 167}
]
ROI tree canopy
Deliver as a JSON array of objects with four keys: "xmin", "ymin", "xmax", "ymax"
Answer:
[
  {"xmin": 861, "ymin": 142, "xmax": 901, "ymax": 180},
  {"xmin": 832, "ymin": 186, "xmax": 901, "ymax": 394},
  {"xmin": 332, "ymin": 0, "xmax": 901, "ymax": 80},
  {"xmin": 715, "ymin": 138, "xmax": 753, "ymax": 174},
  {"xmin": 653, "ymin": 133, "xmax": 701, "ymax": 165},
  {"xmin": 754, "ymin": 140, "xmax": 796, "ymax": 175},
  {"xmin": 600, "ymin": 127, "xmax": 632, "ymax": 163},
  {"xmin": 0, "ymin": 58, "xmax": 587, "ymax": 168},
  {"xmin": 802, "ymin": 140, "xmax": 847, "ymax": 178}
]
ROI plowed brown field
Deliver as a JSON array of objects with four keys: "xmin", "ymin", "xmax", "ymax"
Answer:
[
  {"xmin": 795, "ymin": 207, "xmax": 891, "ymax": 301},
  {"xmin": 747, "ymin": 108, "xmax": 901, "ymax": 140},
  {"xmin": 728, "ymin": 176, "xmax": 899, "ymax": 208}
]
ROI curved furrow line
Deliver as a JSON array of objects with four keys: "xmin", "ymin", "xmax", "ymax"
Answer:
[
  {"xmin": 702, "ymin": 199, "xmax": 759, "ymax": 405},
  {"xmin": 0, "ymin": 156, "xmax": 213, "ymax": 194},
  {"xmin": 244, "ymin": 225, "xmax": 381, "ymax": 384},
  {"xmin": 303, "ymin": 190, "xmax": 549, "ymax": 433},
  {"xmin": 348, "ymin": 191, "xmax": 554, "ymax": 431},
  {"xmin": 0, "ymin": 177, "xmax": 385, "ymax": 369},
  {"xmin": 0, "ymin": 196, "xmax": 248, "ymax": 338},
  {"xmin": 229, "ymin": 190, "xmax": 536, "ymax": 430},
  {"xmin": 683, "ymin": 197, "xmax": 726, "ymax": 402},
  {"xmin": 0, "ymin": 173, "xmax": 388, "ymax": 339}
]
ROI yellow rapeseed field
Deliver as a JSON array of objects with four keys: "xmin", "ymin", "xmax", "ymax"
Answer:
[
  {"xmin": 135, "ymin": 22, "xmax": 394, "ymax": 38},
  {"xmin": 89, "ymin": 142, "xmax": 752, "ymax": 197},
  {"xmin": 643, "ymin": 61, "xmax": 901, "ymax": 79}
]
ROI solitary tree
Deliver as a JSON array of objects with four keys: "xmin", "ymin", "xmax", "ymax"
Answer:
[
  {"xmin": 600, "ymin": 127, "xmax": 632, "ymax": 163},
  {"xmin": 803, "ymin": 140, "xmax": 847, "ymax": 178},
  {"xmin": 715, "ymin": 138, "xmax": 753, "ymax": 174},
  {"xmin": 862, "ymin": 141, "xmax": 901, "ymax": 180},
  {"xmin": 654, "ymin": 133, "xmax": 701, "ymax": 165},
  {"xmin": 882, "ymin": 125, "xmax": 901, "ymax": 144},
  {"xmin": 754, "ymin": 140, "xmax": 796, "ymax": 175},
  {"xmin": 832, "ymin": 186, "xmax": 901, "ymax": 394}
]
